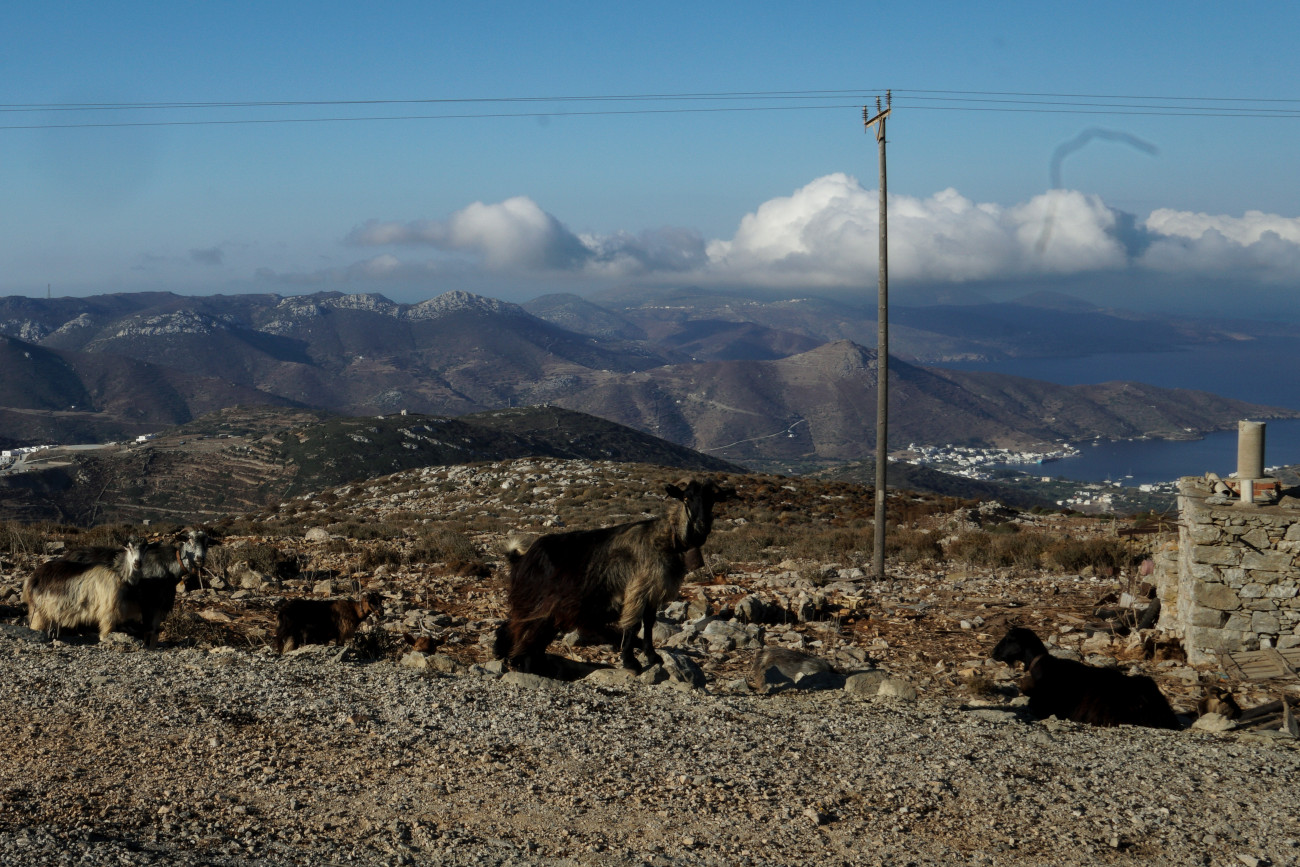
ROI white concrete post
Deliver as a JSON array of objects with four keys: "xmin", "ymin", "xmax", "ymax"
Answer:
[{"xmin": 1237, "ymin": 420, "xmax": 1266, "ymax": 504}]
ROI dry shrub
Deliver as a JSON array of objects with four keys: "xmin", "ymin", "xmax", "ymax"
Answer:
[
  {"xmin": 324, "ymin": 538, "xmax": 361, "ymax": 555},
  {"xmin": 411, "ymin": 525, "xmax": 479, "ymax": 564},
  {"xmin": 707, "ymin": 524, "xmax": 783, "ymax": 563},
  {"xmin": 447, "ymin": 558, "xmax": 492, "ymax": 578},
  {"xmin": 887, "ymin": 528, "xmax": 944, "ymax": 564},
  {"xmin": 0, "ymin": 522, "xmax": 50, "ymax": 555},
  {"xmin": 962, "ymin": 671, "xmax": 998, "ymax": 697},
  {"xmin": 217, "ymin": 517, "xmax": 272, "ymax": 536},
  {"xmin": 324, "ymin": 520, "xmax": 405, "ymax": 541},
  {"xmin": 77, "ymin": 523, "xmax": 141, "ymax": 547},
  {"xmin": 358, "ymin": 544, "xmax": 403, "ymax": 571},
  {"xmin": 945, "ymin": 530, "xmax": 1051, "ymax": 569},
  {"xmin": 349, "ymin": 628, "xmax": 407, "ymax": 660},
  {"xmin": 161, "ymin": 608, "xmax": 243, "ymax": 648},
  {"xmin": 946, "ymin": 528, "xmax": 1128, "ymax": 573},
  {"xmin": 1043, "ymin": 537, "xmax": 1130, "ymax": 573},
  {"xmin": 209, "ymin": 542, "xmax": 300, "ymax": 580},
  {"xmin": 784, "ymin": 526, "xmax": 874, "ymax": 560}
]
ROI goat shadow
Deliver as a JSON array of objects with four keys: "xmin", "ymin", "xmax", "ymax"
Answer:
[{"xmin": 520, "ymin": 652, "xmax": 615, "ymax": 682}]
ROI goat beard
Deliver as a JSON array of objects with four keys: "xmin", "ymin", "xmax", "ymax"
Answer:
[{"xmin": 683, "ymin": 548, "xmax": 704, "ymax": 572}]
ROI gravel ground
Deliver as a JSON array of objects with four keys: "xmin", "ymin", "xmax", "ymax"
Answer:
[{"xmin": 1, "ymin": 623, "xmax": 1298, "ymax": 867}]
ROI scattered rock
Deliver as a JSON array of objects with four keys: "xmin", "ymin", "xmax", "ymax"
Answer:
[{"xmin": 876, "ymin": 679, "xmax": 918, "ymax": 700}]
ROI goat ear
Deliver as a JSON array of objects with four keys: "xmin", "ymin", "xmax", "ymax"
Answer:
[{"xmin": 664, "ymin": 483, "xmax": 686, "ymax": 500}]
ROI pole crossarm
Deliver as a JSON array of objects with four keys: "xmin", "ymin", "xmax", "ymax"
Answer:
[{"xmin": 862, "ymin": 106, "xmax": 890, "ymax": 136}]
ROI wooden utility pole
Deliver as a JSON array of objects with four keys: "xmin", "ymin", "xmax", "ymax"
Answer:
[{"xmin": 863, "ymin": 91, "xmax": 891, "ymax": 582}]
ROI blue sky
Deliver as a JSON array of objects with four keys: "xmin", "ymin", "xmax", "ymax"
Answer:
[{"xmin": 3, "ymin": 2, "xmax": 1298, "ymax": 318}]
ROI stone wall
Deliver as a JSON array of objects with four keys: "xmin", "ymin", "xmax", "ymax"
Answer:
[{"xmin": 1156, "ymin": 476, "xmax": 1300, "ymax": 664}]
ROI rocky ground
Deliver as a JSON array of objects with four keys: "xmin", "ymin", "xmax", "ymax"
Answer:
[{"xmin": 1, "ymin": 458, "xmax": 1298, "ymax": 866}]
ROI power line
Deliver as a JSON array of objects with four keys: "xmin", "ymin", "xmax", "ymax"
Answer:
[
  {"xmin": 5, "ymin": 87, "xmax": 1299, "ymax": 111},
  {"xmin": 896, "ymin": 87, "xmax": 1300, "ymax": 104},
  {"xmin": 2, "ymin": 87, "xmax": 1297, "ymax": 130},
  {"xmin": 2, "ymin": 89, "xmax": 877, "ymax": 111},
  {"xmin": 0, "ymin": 103, "xmax": 873, "ymax": 131}
]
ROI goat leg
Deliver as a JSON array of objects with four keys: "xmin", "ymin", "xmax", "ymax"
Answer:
[
  {"xmin": 619, "ymin": 627, "xmax": 644, "ymax": 673},
  {"xmin": 639, "ymin": 607, "xmax": 663, "ymax": 669}
]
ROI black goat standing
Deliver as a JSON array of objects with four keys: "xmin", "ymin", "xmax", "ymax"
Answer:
[
  {"xmin": 992, "ymin": 626, "xmax": 1181, "ymax": 730},
  {"xmin": 494, "ymin": 477, "xmax": 736, "ymax": 674},
  {"xmin": 125, "ymin": 533, "xmax": 210, "ymax": 647}
]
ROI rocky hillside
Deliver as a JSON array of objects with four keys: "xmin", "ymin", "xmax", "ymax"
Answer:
[{"xmin": 0, "ymin": 459, "xmax": 1297, "ymax": 865}]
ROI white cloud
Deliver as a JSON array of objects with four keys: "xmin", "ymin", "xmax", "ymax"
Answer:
[
  {"xmin": 1144, "ymin": 209, "xmax": 1300, "ymax": 246},
  {"xmin": 345, "ymin": 197, "xmax": 702, "ymax": 276},
  {"xmin": 703, "ymin": 174, "xmax": 1128, "ymax": 286},
  {"xmin": 296, "ymin": 177, "xmax": 1299, "ymax": 302},
  {"xmin": 346, "ymin": 196, "xmax": 585, "ymax": 270},
  {"xmin": 345, "ymin": 196, "xmax": 707, "ymax": 275},
  {"xmin": 1136, "ymin": 208, "xmax": 1300, "ymax": 282}
]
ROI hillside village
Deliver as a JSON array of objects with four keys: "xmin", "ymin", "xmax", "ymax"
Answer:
[{"xmin": 897, "ymin": 441, "xmax": 1245, "ymax": 512}]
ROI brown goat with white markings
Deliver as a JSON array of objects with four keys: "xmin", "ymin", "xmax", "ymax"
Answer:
[
  {"xmin": 274, "ymin": 592, "xmax": 384, "ymax": 653},
  {"xmin": 23, "ymin": 541, "xmax": 145, "ymax": 642},
  {"xmin": 494, "ymin": 477, "xmax": 736, "ymax": 674}
]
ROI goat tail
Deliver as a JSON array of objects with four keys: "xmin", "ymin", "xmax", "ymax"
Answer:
[{"xmin": 503, "ymin": 534, "xmax": 533, "ymax": 567}]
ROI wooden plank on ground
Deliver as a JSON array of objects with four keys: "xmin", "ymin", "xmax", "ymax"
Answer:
[{"xmin": 1226, "ymin": 649, "xmax": 1293, "ymax": 681}]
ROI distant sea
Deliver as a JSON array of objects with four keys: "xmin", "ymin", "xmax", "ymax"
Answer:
[
  {"xmin": 939, "ymin": 336, "xmax": 1300, "ymax": 411},
  {"xmin": 935, "ymin": 337, "xmax": 1300, "ymax": 486}
]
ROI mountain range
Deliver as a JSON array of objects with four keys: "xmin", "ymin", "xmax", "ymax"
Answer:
[{"xmin": 2, "ymin": 288, "xmax": 1295, "ymax": 468}]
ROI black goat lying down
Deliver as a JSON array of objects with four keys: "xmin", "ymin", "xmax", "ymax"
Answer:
[
  {"xmin": 992, "ymin": 626, "xmax": 1181, "ymax": 730},
  {"xmin": 274, "ymin": 593, "xmax": 383, "ymax": 653},
  {"xmin": 494, "ymin": 477, "xmax": 737, "ymax": 674}
]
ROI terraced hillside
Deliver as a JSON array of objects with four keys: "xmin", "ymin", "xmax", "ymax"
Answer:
[{"xmin": 0, "ymin": 406, "xmax": 742, "ymax": 524}]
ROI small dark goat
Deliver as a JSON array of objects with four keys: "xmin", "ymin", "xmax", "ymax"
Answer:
[
  {"xmin": 274, "ymin": 592, "xmax": 383, "ymax": 653},
  {"xmin": 494, "ymin": 477, "xmax": 737, "ymax": 674},
  {"xmin": 992, "ymin": 626, "xmax": 1180, "ymax": 730},
  {"xmin": 23, "ymin": 541, "xmax": 144, "ymax": 641}
]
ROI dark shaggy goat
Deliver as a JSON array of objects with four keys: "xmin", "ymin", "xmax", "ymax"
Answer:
[
  {"xmin": 493, "ymin": 477, "xmax": 737, "ymax": 674},
  {"xmin": 992, "ymin": 626, "xmax": 1180, "ymax": 730},
  {"xmin": 132, "ymin": 531, "xmax": 208, "ymax": 645},
  {"xmin": 274, "ymin": 592, "xmax": 384, "ymax": 653},
  {"xmin": 23, "ymin": 541, "xmax": 145, "ymax": 641}
]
